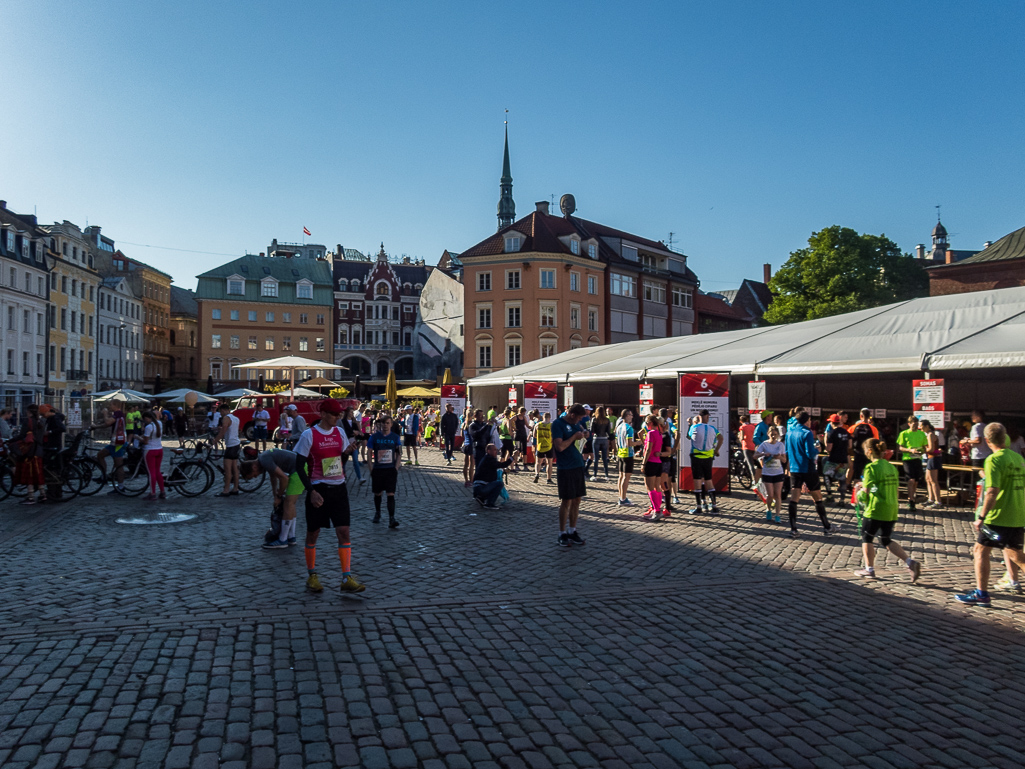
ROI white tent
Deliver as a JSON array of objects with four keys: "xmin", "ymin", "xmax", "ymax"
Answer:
[
  {"xmin": 151, "ymin": 388, "xmax": 217, "ymax": 403},
  {"xmin": 468, "ymin": 287, "xmax": 1025, "ymax": 385},
  {"xmin": 212, "ymin": 387, "xmax": 262, "ymax": 401},
  {"xmin": 232, "ymin": 357, "xmax": 345, "ymax": 398}
]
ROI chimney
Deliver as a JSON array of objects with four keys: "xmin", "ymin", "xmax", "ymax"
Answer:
[
  {"xmin": 763, "ymin": 263, "xmax": 771, "ymax": 284},
  {"xmin": 259, "ymin": 252, "xmax": 265, "ymax": 257},
  {"xmin": 0, "ymin": 200, "xmax": 6, "ymax": 209},
  {"xmin": 915, "ymin": 244, "xmax": 925, "ymax": 259},
  {"xmin": 946, "ymin": 250, "xmax": 955, "ymax": 265},
  {"xmin": 535, "ymin": 201, "xmax": 549, "ymax": 215}
]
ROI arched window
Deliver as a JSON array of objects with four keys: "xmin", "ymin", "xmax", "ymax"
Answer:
[
  {"xmin": 375, "ymin": 281, "xmax": 390, "ymax": 298},
  {"xmin": 376, "ymin": 360, "xmax": 390, "ymax": 378},
  {"xmin": 395, "ymin": 357, "xmax": 414, "ymax": 377}
]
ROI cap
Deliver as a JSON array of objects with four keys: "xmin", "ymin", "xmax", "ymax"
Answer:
[
  {"xmin": 284, "ymin": 403, "xmax": 298, "ymax": 412},
  {"xmin": 583, "ymin": 404, "xmax": 593, "ymax": 411},
  {"xmin": 320, "ymin": 399, "xmax": 343, "ymax": 415},
  {"xmin": 405, "ymin": 405, "xmax": 413, "ymax": 410},
  {"xmin": 861, "ymin": 407, "xmax": 872, "ymax": 414},
  {"xmin": 828, "ymin": 413, "xmax": 840, "ymax": 424}
]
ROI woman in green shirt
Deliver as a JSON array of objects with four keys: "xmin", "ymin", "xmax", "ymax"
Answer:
[{"xmin": 854, "ymin": 438, "xmax": 922, "ymax": 582}]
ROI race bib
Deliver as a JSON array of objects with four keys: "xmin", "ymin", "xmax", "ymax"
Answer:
[
  {"xmin": 321, "ymin": 456, "xmax": 344, "ymax": 478},
  {"xmin": 762, "ymin": 456, "xmax": 780, "ymax": 470},
  {"xmin": 376, "ymin": 449, "xmax": 394, "ymax": 466}
]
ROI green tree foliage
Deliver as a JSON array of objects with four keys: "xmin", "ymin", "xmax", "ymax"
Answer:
[{"xmin": 764, "ymin": 226, "xmax": 929, "ymax": 324}]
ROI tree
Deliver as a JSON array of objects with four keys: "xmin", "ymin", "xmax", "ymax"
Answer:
[{"xmin": 763, "ymin": 226, "xmax": 929, "ymax": 325}]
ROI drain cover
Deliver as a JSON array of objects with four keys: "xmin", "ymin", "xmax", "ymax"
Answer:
[{"xmin": 115, "ymin": 512, "xmax": 197, "ymax": 525}]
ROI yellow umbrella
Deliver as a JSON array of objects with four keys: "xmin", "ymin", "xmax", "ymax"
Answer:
[
  {"xmin": 442, "ymin": 368, "xmax": 453, "ymax": 385},
  {"xmin": 395, "ymin": 386, "xmax": 438, "ymax": 398},
  {"xmin": 385, "ymin": 369, "xmax": 397, "ymax": 408}
]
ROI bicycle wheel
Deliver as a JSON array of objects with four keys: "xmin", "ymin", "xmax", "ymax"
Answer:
[
  {"xmin": 171, "ymin": 460, "xmax": 215, "ymax": 497},
  {"xmin": 239, "ymin": 468, "xmax": 266, "ymax": 494},
  {"xmin": 73, "ymin": 457, "xmax": 108, "ymax": 496},
  {"xmin": 60, "ymin": 464, "xmax": 85, "ymax": 500},
  {"xmin": 735, "ymin": 463, "xmax": 753, "ymax": 489},
  {"xmin": 118, "ymin": 455, "xmax": 150, "ymax": 496},
  {"xmin": 182, "ymin": 438, "xmax": 206, "ymax": 460}
]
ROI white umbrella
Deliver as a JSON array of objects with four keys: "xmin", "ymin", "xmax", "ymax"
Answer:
[
  {"xmin": 152, "ymin": 388, "xmax": 217, "ymax": 404},
  {"xmin": 275, "ymin": 386, "xmax": 322, "ymax": 399},
  {"xmin": 93, "ymin": 388, "xmax": 152, "ymax": 403},
  {"xmin": 212, "ymin": 387, "xmax": 263, "ymax": 400},
  {"xmin": 232, "ymin": 357, "xmax": 346, "ymax": 399}
]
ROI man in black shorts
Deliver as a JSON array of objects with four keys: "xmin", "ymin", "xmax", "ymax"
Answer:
[
  {"xmin": 367, "ymin": 415, "xmax": 402, "ymax": 528},
  {"xmin": 848, "ymin": 408, "xmax": 879, "ymax": 483},
  {"xmin": 687, "ymin": 410, "xmax": 723, "ymax": 514},
  {"xmin": 785, "ymin": 411, "xmax": 838, "ymax": 537},
  {"xmin": 294, "ymin": 399, "xmax": 364, "ymax": 594},
  {"xmin": 551, "ymin": 404, "xmax": 588, "ymax": 547}
]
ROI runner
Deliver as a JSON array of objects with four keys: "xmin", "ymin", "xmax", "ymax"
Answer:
[
  {"xmin": 552, "ymin": 404, "xmax": 588, "ymax": 547},
  {"xmin": 339, "ymin": 406, "xmax": 365, "ymax": 484},
  {"xmin": 920, "ymin": 420, "xmax": 943, "ymax": 508},
  {"xmin": 615, "ymin": 408, "xmax": 642, "ymax": 505},
  {"xmin": 532, "ymin": 412, "xmax": 554, "ymax": 485},
  {"xmin": 590, "ymin": 407, "xmax": 612, "ymax": 482},
  {"xmin": 472, "ymin": 443, "xmax": 519, "ymax": 508},
  {"xmin": 785, "ymin": 411, "xmax": 839, "ymax": 538},
  {"xmin": 367, "ymin": 415, "xmax": 402, "ymax": 528},
  {"xmin": 283, "ymin": 404, "xmax": 306, "ymax": 451},
  {"xmin": 440, "ymin": 403, "xmax": 460, "ymax": 465},
  {"xmin": 847, "ymin": 408, "xmax": 880, "ymax": 484},
  {"xmin": 853, "ymin": 438, "xmax": 922, "ymax": 581},
  {"xmin": 401, "ymin": 405, "xmax": 420, "ymax": 466},
  {"xmin": 956, "ymin": 422, "xmax": 1025, "ymax": 607},
  {"xmin": 640, "ymin": 414, "xmax": 666, "ymax": 521},
  {"xmin": 896, "ymin": 415, "xmax": 927, "ymax": 511},
  {"xmin": 214, "ymin": 402, "xmax": 241, "ymax": 497},
  {"xmin": 126, "ymin": 403, "xmax": 143, "ymax": 438},
  {"xmin": 754, "ymin": 425, "xmax": 787, "ymax": 523},
  {"xmin": 294, "ymin": 398, "xmax": 364, "ymax": 594},
  {"xmin": 738, "ymin": 413, "xmax": 760, "ymax": 486},
  {"xmin": 657, "ymin": 412, "xmax": 675, "ymax": 514},
  {"xmin": 253, "ymin": 402, "xmax": 270, "ymax": 452},
  {"xmin": 242, "ymin": 447, "xmax": 303, "ymax": 549},
  {"xmin": 966, "ymin": 410, "xmax": 991, "ymax": 470},
  {"xmin": 173, "ymin": 407, "xmax": 188, "ymax": 448},
  {"xmin": 514, "ymin": 407, "xmax": 530, "ymax": 472},
  {"xmin": 687, "ymin": 409, "xmax": 723, "ymax": 514},
  {"xmin": 499, "ymin": 408, "xmax": 515, "ymax": 464},
  {"xmin": 94, "ymin": 408, "xmax": 128, "ymax": 494},
  {"xmin": 461, "ymin": 409, "xmax": 477, "ymax": 487},
  {"xmin": 141, "ymin": 411, "xmax": 165, "ymax": 501},
  {"xmin": 580, "ymin": 405, "xmax": 595, "ymax": 477},
  {"xmin": 824, "ymin": 413, "xmax": 851, "ymax": 504}
]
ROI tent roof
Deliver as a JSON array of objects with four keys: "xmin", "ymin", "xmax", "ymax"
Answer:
[{"xmin": 468, "ymin": 287, "xmax": 1025, "ymax": 385}]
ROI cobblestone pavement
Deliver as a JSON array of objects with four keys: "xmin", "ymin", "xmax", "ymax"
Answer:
[{"xmin": 2, "ymin": 446, "xmax": 1024, "ymax": 768}]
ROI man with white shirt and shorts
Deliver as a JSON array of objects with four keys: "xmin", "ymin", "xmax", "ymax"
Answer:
[
  {"xmin": 688, "ymin": 410, "xmax": 723, "ymax": 514},
  {"xmin": 253, "ymin": 403, "xmax": 270, "ymax": 451},
  {"xmin": 294, "ymin": 398, "xmax": 365, "ymax": 594},
  {"xmin": 215, "ymin": 403, "xmax": 241, "ymax": 497}
]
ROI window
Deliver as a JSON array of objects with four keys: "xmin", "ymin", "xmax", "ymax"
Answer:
[
  {"xmin": 23, "ymin": 351, "xmax": 29, "ymax": 376},
  {"xmin": 316, "ymin": 338, "xmax": 325, "ymax": 352},
  {"xmin": 6, "ymin": 350, "xmax": 12, "ymax": 375},
  {"xmin": 643, "ymin": 316, "xmax": 667, "ymax": 337},
  {"xmin": 506, "ymin": 270, "xmax": 520, "ymax": 290},
  {"xmin": 229, "ymin": 335, "xmax": 239, "ymax": 349},
  {"xmin": 300, "ymin": 313, "xmax": 308, "ymax": 324},
  {"xmin": 299, "ymin": 337, "xmax": 309, "ymax": 352},
  {"xmin": 265, "ymin": 338, "xmax": 274, "ymax": 351},
  {"xmin": 211, "ymin": 334, "xmax": 222, "ymax": 349},
  {"xmin": 49, "ymin": 345, "xmax": 55, "ymax": 372},
  {"xmin": 283, "ymin": 312, "xmax": 291, "ymax": 323},
  {"xmin": 588, "ymin": 275, "xmax": 598, "ymax": 294},
  {"xmin": 611, "ymin": 273, "xmax": 636, "ymax": 297},
  {"xmin": 588, "ymin": 309, "xmax": 598, "ymax": 332},
  {"xmin": 60, "ymin": 308, "xmax": 67, "ymax": 330},
  {"xmin": 266, "ymin": 312, "xmax": 275, "ymax": 322},
  {"xmin": 504, "ymin": 236, "xmax": 521, "ymax": 253},
  {"xmin": 610, "ymin": 310, "xmax": 638, "ymax": 334},
  {"xmin": 24, "ymin": 310, "xmax": 30, "ymax": 332},
  {"xmin": 643, "ymin": 281, "xmax": 666, "ymax": 304},
  {"xmin": 403, "ymin": 305, "xmax": 412, "ymax": 315},
  {"xmin": 39, "ymin": 277, "xmax": 45, "ymax": 296},
  {"xmin": 570, "ymin": 239, "xmax": 580, "ymax": 255},
  {"xmin": 316, "ymin": 314, "xmax": 325, "ymax": 325},
  {"xmin": 61, "ymin": 275, "xmax": 67, "ymax": 293},
  {"xmin": 297, "ymin": 283, "xmax": 313, "ymax": 299},
  {"xmin": 212, "ymin": 309, "xmax": 222, "ymax": 320},
  {"xmin": 211, "ymin": 361, "xmax": 222, "ymax": 379},
  {"xmin": 477, "ymin": 344, "xmax": 491, "ymax": 368},
  {"xmin": 507, "ymin": 343, "xmax": 521, "ymax": 367},
  {"xmin": 506, "ymin": 306, "xmax": 520, "ymax": 328},
  {"xmin": 540, "ymin": 342, "xmax": 556, "ymax": 358},
  {"xmin": 248, "ymin": 311, "xmax": 257, "ymax": 322},
  {"xmin": 37, "ymin": 313, "xmax": 43, "ymax": 335},
  {"xmin": 261, "ymin": 281, "xmax": 278, "ymax": 297},
  {"xmin": 477, "ymin": 306, "xmax": 492, "ymax": 329},
  {"xmin": 540, "ymin": 305, "xmax": 556, "ymax": 327},
  {"xmin": 588, "ymin": 244, "xmax": 597, "ymax": 259},
  {"xmin": 540, "ymin": 269, "xmax": 555, "ymax": 289},
  {"xmin": 248, "ymin": 336, "xmax": 257, "ymax": 350},
  {"xmin": 375, "ymin": 282, "xmax": 390, "ymax": 297},
  {"xmin": 89, "ymin": 285, "xmax": 94, "ymax": 301},
  {"xmin": 228, "ymin": 279, "xmax": 244, "ymax": 295},
  {"xmin": 672, "ymin": 287, "xmax": 693, "ymax": 308},
  {"xmin": 37, "ymin": 353, "xmax": 43, "ymax": 377},
  {"xmin": 230, "ymin": 310, "xmax": 239, "ymax": 321},
  {"xmin": 282, "ymin": 336, "xmax": 291, "ymax": 350},
  {"xmin": 477, "ymin": 271, "xmax": 491, "ymax": 292},
  {"xmin": 570, "ymin": 307, "xmax": 580, "ymax": 329},
  {"xmin": 570, "ymin": 272, "xmax": 579, "ymax": 292}
]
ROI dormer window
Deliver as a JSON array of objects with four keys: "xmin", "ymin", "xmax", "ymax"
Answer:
[
  {"xmin": 226, "ymin": 275, "xmax": 245, "ymax": 295},
  {"xmin": 338, "ymin": 279, "xmax": 348, "ymax": 290},
  {"xmin": 375, "ymin": 281, "xmax": 391, "ymax": 298},
  {"xmin": 504, "ymin": 236, "xmax": 522, "ymax": 253},
  {"xmin": 570, "ymin": 239, "xmax": 580, "ymax": 255},
  {"xmin": 296, "ymin": 279, "xmax": 314, "ymax": 299},
  {"xmin": 588, "ymin": 244, "xmax": 597, "ymax": 259},
  {"xmin": 261, "ymin": 277, "xmax": 279, "ymax": 297}
]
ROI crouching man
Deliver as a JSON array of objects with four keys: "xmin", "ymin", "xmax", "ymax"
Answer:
[{"xmin": 472, "ymin": 443, "xmax": 519, "ymax": 509}]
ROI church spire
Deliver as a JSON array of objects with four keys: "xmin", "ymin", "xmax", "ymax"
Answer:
[{"xmin": 497, "ymin": 116, "xmax": 515, "ymax": 230}]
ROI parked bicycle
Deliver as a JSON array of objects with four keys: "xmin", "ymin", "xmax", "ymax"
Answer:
[
  {"xmin": 1, "ymin": 439, "xmax": 85, "ymax": 502},
  {"xmin": 114, "ymin": 445, "xmax": 215, "ymax": 497},
  {"xmin": 729, "ymin": 446, "xmax": 753, "ymax": 490}
]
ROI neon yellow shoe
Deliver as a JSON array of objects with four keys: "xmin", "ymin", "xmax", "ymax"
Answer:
[
  {"xmin": 305, "ymin": 573, "xmax": 324, "ymax": 593},
  {"xmin": 339, "ymin": 575, "xmax": 366, "ymax": 593}
]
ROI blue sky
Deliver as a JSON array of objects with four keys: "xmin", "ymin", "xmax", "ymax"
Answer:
[{"xmin": 2, "ymin": 1, "xmax": 1023, "ymax": 292}]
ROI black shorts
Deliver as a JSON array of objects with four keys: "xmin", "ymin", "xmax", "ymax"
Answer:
[
  {"xmin": 556, "ymin": 466, "xmax": 587, "ymax": 501},
  {"xmin": 536, "ymin": 449, "xmax": 554, "ymax": 459},
  {"xmin": 516, "ymin": 437, "xmax": 528, "ymax": 454},
  {"xmin": 663, "ymin": 457, "xmax": 677, "ymax": 478},
  {"xmin": 403, "ymin": 434, "xmax": 417, "ymax": 447},
  {"xmin": 690, "ymin": 455, "xmax": 714, "ymax": 481},
  {"xmin": 977, "ymin": 523, "xmax": 1025, "ymax": 550},
  {"xmin": 862, "ymin": 518, "xmax": 896, "ymax": 544},
  {"xmin": 851, "ymin": 454, "xmax": 869, "ymax": 479},
  {"xmin": 305, "ymin": 483, "xmax": 350, "ymax": 531},
  {"xmin": 643, "ymin": 461, "xmax": 663, "ymax": 478},
  {"xmin": 371, "ymin": 467, "xmax": 398, "ymax": 494},
  {"xmin": 903, "ymin": 459, "xmax": 924, "ymax": 482},
  {"xmin": 971, "ymin": 457, "xmax": 986, "ymax": 469},
  {"xmin": 618, "ymin": 457, "xmax": 634, "ymax": 474},
  {"xmin": 463, "ymin": 441, "xmax": 473, "ymax": 456},
  {"xmin": 501, "ymin": 438, "xmax": 515, "ymax": 454},
  {"xmin": 927, "ymin": 457, "xmax": 942, "ymax": 471},
  {"xmin": 791, "ymin": 471, "xmax": 821, "ymax": 492},
  {"xmin": 224, "ymin": 445, "xmax": 241, "ymax": 461},
  {"xmin": 761, "ymin": 473, "xmax": 785, "ymax": 485}
]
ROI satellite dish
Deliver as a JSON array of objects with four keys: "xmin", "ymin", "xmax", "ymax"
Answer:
[{"xmin": 560, "ymin": 194, "xmax": 576, "ymax": 217}]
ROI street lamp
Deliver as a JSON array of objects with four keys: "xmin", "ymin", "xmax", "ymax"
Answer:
[{"xmin": 118, "ymin": 317, "xmax": 126, "ymax": 389}]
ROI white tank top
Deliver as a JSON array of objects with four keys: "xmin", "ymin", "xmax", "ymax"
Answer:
[{"xmin": 224, "ymin": 414, "xmax": 240, "ymax": 447}]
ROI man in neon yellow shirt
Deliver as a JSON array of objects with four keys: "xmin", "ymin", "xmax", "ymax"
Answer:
[
  {"xmin": 896, "ymin": 415, "xmax": 928, "ymax": 511},
  {"xmin": 956, "ymin": 422, "xmax": 1025, "ymax": 607}
]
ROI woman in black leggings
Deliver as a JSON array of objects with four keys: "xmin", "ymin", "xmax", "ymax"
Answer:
[{"xmin": 590, "ymin": 407, "xmax": 612, "ymax": 481}]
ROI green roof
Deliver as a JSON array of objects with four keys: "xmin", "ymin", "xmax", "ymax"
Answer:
[
  {"xmin": 935, "ymin": 225, "xmax": 1025, "ymax": 266},
  {"xmin": 196, "ymin": 255, "xmax": 333, "ymax": 305}
]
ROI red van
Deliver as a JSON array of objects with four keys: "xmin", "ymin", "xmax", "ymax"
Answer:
[{"xmin": 230, "ymin": 394, "xmax": 360, "ymax": 441}]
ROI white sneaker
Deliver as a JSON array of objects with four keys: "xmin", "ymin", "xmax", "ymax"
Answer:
[
  {"xmin": 703, "ymin": 501, "xmax": 712, "ymax": 514},
  {"xmin": 672, "ymin": 496, "xmax": 682, "ymax": 505},
  {"xmin": 617, "ymin": 498, "xmax": 635, "ymax": 506}
]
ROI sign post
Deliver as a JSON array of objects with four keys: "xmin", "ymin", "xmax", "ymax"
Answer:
[
  {"xmin": 524, "ymin": 382, "xmax": 558, "ymax": 419},
  {"xmin": 507, "ymin": 386, "xmax": 518, "ymax": 410},
  {"xmin": 913, "ymin": 378, "xmax": 945, "ymax": 429},
  {"xmin": 440, "ymin": 385, "xmax": 466, "ymax": 415},
  {"xmin": 679, "ymin": 373, "xmax": 731, "ymax": 493},
  {"xmin": 639, "ymin": 383, "xmax": 654, "ymax": 416},
  {"xmin": 563, "ymin": 384, "xmax": 574, "ymax": 409},
  {"xmin": 747, "ymin": 380, "xmax": 766, "ymax": 424}
]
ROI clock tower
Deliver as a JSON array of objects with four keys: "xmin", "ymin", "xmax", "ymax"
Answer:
[{"xmin": 497, "ymin": 124, "xmax": 515, "ymax": 231}]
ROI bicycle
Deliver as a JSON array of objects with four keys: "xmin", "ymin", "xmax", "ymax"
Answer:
[
  {"xmin": 1, "ymin": 441, "xmax": 84, "ymax": 503},
  {"xmin": 729, "ymin": 446, "xmax": 753, "ymax": 490},
  {"xmin": 194, "ymin": 441, "xmax": 265, "ymax": 493},
  {"xmin": 115, "ymin": 445, "xmax": 215, "ymax": 497},
  {"xmin": 68, "ymin": 430, "xmax": 110, "ymax": 497}
]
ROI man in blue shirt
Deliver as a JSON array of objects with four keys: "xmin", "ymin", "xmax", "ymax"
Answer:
[
  {"xmin": 784, "ymin": 411, "xmax": 838, "ymax": 538},
  {"xmin": 552, "ymin": 404, "xmax": 588, "ymax": 547},
  {"xmin": 367, "ymin": 415, "xmax": 402, "ymax": 528}
]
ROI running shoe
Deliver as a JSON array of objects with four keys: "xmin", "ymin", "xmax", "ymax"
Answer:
[
  {"xmin": 687, "ymin": 507, "xmax": 702, "ymax": 515},
  {"xmin": 464, "ymin": 481, "xmax": 472, "ymax": 488},
  {"xmin": 641, "ymin": 510, "xmax": 657, "ymax": 520},
  {"xmin": 372, "ymin": 514, "xmax": 381, "ymax": 523},
  {"xmin": 790, "ymin": 529, "xmax": 799, "ymax": 538},
  {"xmin": 774, "ymin": 514, "xmax": 781, "ymax": 524},
  {"xmin": 305, "ymin": 574, "xmax": 324, "ymax": 593},
  {"xmin": 590, "ymin": 476, "xmax": 599, "ymax": 482},
  {"xmin": 262, "ymin": 539, "xmax": 288, "ymax": 550},
  {"xmin": 853, "ymin": 568, "xmax": 876, "ymax": 578},
  {"xmin": 661, "ymin": 509, "xmax": 671, "ymax": 518},
  {"xmin": 617, "ymin": 498, "xmax": 634, "ymax": 506},
  {"xmin": 673, "ymin": 496, "xmax": 682, "ymax": 505},
  {"xmin": 994, "ymin": 576, "xmax": 1022, "ymax": 594},
  {"xmin": 955, "ymin": 589, "xmax": 991, "ymax": 606},
  {"xmin": 388, "ymin": 518, "xmax": 400, "ymax": 528},
  {"xmin": 483, "ymin": 503, "xmax": 500, "ymax": 509},
  {"xmin": 908, "ymin": 500, "xmax": 917, "ymax": 511},
  {"xmin": 557, "ymin": 533, "xmax": 571, "ymax": 548},
  {"xmin": 414, "ymin": 461, "xmax": 420, "ymax": 466},
  {"xmin": 474, "ymin": 497, "xmax": 484, "ymax": 508},
  {"xmin": 765, "ymin": 509, "xmax": 773, "ymax": 522},
  {"xmin": 908, "ymin": 560, "xmax": 922, "ymax": 583},
  {"xmin": 339, "ymin": 576, "xmax": 366, "ymax": 593},
  {"xmin": 568, "ymin": 531, "xmax": 585, "ymax": 546},
  {"xmin": 404, "ymin": 461, "xmax": 413, "ymax": 466},
  {"xmin": 547, "ymin": 479, "xmax": 554, "ymax": 485},
  {"xmin": 703, "ymin": 501, "xmax": 712, "ymax": 514},
  {"xmin": 709, "ymin": 505, "xmax": 719, "ymax": 514},
  {"xmin": 533, "ymin": 475, "xmax": 539, "ymax": 484},
  {"xmin": 287, "ymin": 538, "xmax": 297, "ymax": 546},
  {"xmin": 143, "ymin": 493, "xmax": 156, "ymax": 501},
  {"xmin": 825, "ymin": 523, "xmax": 842, "ymax": 535}
]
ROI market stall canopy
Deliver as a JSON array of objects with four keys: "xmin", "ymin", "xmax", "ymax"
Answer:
[
  {"xmin": 213, "ymin": 388, "xmax": 262, "ymax": 400},
  {"xmin": 468, "ymin": 286, "xmax": 1025, "ymax": 385},
  {"xmin": 233, "ymin": 356, "xmax": 346, "ymax": 373},
  {"xmin": 271, "ymin": 386, "xmax": 323, "ymax": 399},
  {"xmin": 151, "ymin": 388, "xmax": 217, "ymax": 403},
  {"xmin": 93, "ymin": 388, "xmax": 152, "ymax": 403},
  {"xmin": 395, "ymin": 386, "xmax": 439, "ymax": 397},
  {"xmin": 302, "ymin": 376, "xmax": 342, "ymax": 389}
]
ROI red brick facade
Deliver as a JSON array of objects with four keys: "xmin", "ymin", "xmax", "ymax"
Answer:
[{"xmin": 928, "ymin": 258, "xmax": 1025, "ymax": 297}]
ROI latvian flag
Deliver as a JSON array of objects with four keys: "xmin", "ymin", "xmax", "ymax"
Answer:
[{"xmin": 303, "ymin": 226, "xmax": 311, "ymax": 236}]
